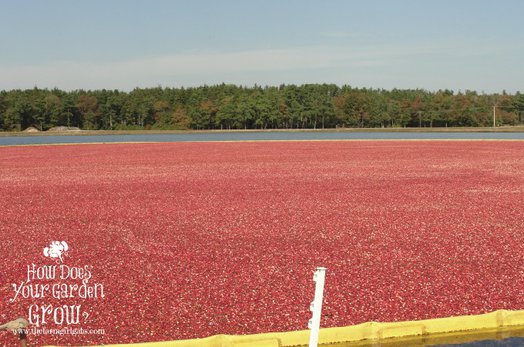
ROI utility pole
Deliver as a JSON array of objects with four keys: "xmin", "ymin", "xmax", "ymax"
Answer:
[{"xmin": 493, "ymin": 105, "xmax": 496, "ymax": 128}]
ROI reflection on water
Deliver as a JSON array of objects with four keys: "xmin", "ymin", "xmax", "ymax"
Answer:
[
  {"xmin": 1, "ymin": 131, "xmax": 524, "ymax": 146},
  {"xmin": 432, "ymin": 337, "xmax": 524, "ymax": 347},
  {"xmin": 308, "ymin": 327, "xmax": 524, "ymax": 347},
  {"xmin": 434, "ymin": 337, "xmax": 524, "ymax": 346}
]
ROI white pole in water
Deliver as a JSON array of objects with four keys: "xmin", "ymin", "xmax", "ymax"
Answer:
[{"xmin": 308, "ymin": 267, "xmax": 327, "ymax": 347}]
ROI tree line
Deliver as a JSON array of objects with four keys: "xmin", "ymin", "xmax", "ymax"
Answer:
[{"xmin": 1, "ymin": 84, "xmax": 523, "ymax": 131}]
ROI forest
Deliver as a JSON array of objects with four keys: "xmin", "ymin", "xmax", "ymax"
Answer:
[{"xmin": 1, "ymin": 84, "xmax": 523, "ymax": 131}]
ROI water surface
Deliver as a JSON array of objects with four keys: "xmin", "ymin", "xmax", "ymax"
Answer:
[{"xmin": 1, "ymin": 131, "xmax": 524, "ymax": 146}]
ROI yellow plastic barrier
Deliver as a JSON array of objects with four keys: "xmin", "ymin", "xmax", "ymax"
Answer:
[{"xmin": 44, "ymin": 309, "xmax": 524, "ymax": 347}]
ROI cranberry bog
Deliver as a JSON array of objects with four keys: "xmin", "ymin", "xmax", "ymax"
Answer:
[{"xmin": 0, "ymin": 140, "xmax": 523, "ymax": 346}]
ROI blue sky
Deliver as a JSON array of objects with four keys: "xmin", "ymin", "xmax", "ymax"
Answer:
[{"xmin": 1, "ymin": 0, "xmax": 523, "ymax": 92}]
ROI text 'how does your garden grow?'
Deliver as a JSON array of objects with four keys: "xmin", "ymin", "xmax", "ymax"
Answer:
[{"xmin": 9, "ymin": 241, "xmax": 105, "ymax": 329}]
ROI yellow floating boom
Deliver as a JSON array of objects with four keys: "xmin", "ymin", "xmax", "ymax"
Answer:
[{"xmin": 45, "ymin": 309, "xmax": 524, "ymax": 347}]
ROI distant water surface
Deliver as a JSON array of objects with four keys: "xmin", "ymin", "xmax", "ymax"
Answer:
[{"xmin": 1, "ymin": 131, "xmax": 524, "ymax": 146}]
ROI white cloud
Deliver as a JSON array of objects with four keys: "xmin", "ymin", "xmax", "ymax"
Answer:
[
  {"xmin": 0, "ymin": 46, "xmax": 337, "ymax": 90},
  {"xmin": 0, "ymin": 41, "xmax": 520, "ymax": 92}
]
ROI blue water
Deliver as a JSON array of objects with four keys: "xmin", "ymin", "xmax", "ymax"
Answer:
[
  {"xmin": 1, "ymin": 131, "xmax": 524, "ymax": 146},
  {"xmin": 432, "ymin": 337, "xmax": 524, "ymax": 346}
]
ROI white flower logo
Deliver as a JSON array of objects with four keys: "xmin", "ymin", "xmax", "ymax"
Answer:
[{"xmin": 43, "ymin": 241, "xmax": 69, "ymax": 263}]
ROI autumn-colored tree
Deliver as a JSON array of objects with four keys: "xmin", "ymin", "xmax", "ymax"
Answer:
[
  {"xmin": 172, "ymin": 108, "xmax": 191, "ymax": 129},
  {"xmin": 77, "ymin": 94, "xmax": 100, "ymax": 130}
]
